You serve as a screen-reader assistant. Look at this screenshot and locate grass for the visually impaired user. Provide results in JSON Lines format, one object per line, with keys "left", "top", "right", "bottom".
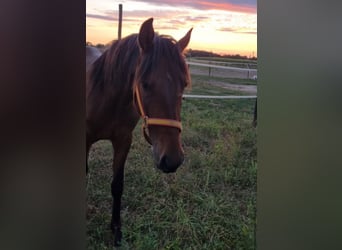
{"left": 184, "top": 76, "right": 242, "bottom": 96}
{"left": 87, "top": 75, "right": 257, "bottom": 249}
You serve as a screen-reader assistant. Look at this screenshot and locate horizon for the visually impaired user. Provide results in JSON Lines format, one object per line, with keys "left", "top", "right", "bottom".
{"left": 86, "top": 0, "right": 257, "bottom": 57}
{"left": 85, "top": 41, "right": 257, "bottom": 58}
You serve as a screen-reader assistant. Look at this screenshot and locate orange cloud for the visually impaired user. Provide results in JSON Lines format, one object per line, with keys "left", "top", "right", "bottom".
{"left": 197, "top": 1, "right": 256, "bottom": 13}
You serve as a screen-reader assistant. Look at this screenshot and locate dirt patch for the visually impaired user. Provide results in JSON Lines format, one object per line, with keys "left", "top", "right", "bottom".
{"left": 208, "top": 80, "right": 257, "bottom": 94}
{"left": 189, "top": 66, "right": 257, "bottom": 94}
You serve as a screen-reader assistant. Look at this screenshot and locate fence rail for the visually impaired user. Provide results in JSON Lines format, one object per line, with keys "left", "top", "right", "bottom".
{"left": 183, "top": 94, "right": 256, "bottom": 99}
{"left": 187, "top": 61, "right": 257, "bottom": 72}
{"left": 187, "top": 60, "right": 257, "bottom": 80}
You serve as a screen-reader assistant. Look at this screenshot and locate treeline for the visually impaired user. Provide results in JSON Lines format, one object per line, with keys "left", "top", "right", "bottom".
{"left": 185, "top": 49, "right": 257, "bottom": 60}
{"left": 86, "top": 42, "right": 107, "bottom": 49}
{"left": 185, "top": 49, "right": 221, "bottom": 58}
{"left": 86, "top": 42, "right": 257, "bottom": 60}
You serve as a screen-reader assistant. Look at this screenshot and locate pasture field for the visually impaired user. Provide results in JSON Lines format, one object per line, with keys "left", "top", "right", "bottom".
{"left": 188, "top": 64, "right": 257, "bottom": 81}
{"left": 189, "top": 57, "right": 257, "bottom": 70}
{"left": 190, "top": 73, "right": 257, "bottom": 87}
{"left": 86, "top": 76, "right": 257, "bottom": 249}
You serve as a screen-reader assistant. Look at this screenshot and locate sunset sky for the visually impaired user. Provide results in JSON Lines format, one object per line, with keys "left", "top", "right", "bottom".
{"left": 86, "top": 0, "right": 257, "bottom": 57}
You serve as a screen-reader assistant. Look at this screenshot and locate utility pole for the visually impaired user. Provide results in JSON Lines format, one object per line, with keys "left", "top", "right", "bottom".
{"left": 118, "top": 4, "right": 123, "bottom": 40}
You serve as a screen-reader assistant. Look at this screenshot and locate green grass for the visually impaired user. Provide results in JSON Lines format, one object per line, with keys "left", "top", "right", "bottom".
{"left": 185, "top": 76, "right": 242, "bottom": 96}
{"left": 87, "top": 76, "right": 257, "bottom": 249}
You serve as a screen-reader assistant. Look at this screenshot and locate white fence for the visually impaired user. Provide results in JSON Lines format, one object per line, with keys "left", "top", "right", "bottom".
{"left": 183, "top": 94, "right": 256, "bottom": 99}
{"left": 187, "top": 60, "right": 257, "bottom": 80}
{"left": 185, "top": 59, "right": 257, "bottom": 99}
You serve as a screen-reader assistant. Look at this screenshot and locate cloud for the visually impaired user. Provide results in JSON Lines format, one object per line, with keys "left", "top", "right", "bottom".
{"left": 219, "top": 27, "right": 257, "bottom": 34}
{"left": 86, "top": 8, "right": 210, "bottom": 30}
{"left": 132, "top": 0, "right": 256, "bottom": 13}
{"left": 87, "top": 9, "right": 185, "bottom": 21}
{"left": 177, "top": 15, "right": 210, "bottom": 22}
{"left": 86, "top": 12, "right": 147, "bottom": 23}
{"left": 86, "top": 13, "right": 115, "bottom": 21}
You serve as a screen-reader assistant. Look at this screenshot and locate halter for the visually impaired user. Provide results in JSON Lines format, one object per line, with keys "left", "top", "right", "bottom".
{"left": 134, "top": 84, "right": 183, "bottom": 145}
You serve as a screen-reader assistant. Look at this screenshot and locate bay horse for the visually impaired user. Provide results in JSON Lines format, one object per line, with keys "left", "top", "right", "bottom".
{"left": 86, "top": 18, "right": 192, "bottom": 246}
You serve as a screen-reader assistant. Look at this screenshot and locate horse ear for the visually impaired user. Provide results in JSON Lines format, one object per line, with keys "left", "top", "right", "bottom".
{"left": 178, "top": 28, "right": 193, "bottom": 52}
{"left": 138, "top": 18, "right": 154, "bottom": 52}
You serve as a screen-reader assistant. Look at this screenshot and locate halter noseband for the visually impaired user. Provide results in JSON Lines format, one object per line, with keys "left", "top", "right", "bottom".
{"left": 134, "top": 84, "right": 182, "bottom": 145}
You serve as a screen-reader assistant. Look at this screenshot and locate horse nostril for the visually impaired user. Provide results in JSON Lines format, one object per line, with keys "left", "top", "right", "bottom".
{"left": 159, "top": 155, "right": 183, "bottom": 173}
{"left": 159, "top": 155, "right": 170, "bottom": 172}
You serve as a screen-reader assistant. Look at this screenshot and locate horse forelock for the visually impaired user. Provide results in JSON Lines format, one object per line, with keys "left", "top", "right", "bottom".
{"left": 135, "top": 35, "right": 191, "bottom": 90}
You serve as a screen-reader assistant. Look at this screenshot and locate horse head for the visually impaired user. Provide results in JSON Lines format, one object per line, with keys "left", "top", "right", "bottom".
{"left": 134, "top": 18, "right": 192, "bottom": 173}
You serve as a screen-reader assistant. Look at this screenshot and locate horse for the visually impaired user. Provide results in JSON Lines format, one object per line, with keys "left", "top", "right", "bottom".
{"left": 86, "top": 18, "right": 192, "bottom": 246}
{"left": 86, "top": 46, "right": 102, "bottom": 71}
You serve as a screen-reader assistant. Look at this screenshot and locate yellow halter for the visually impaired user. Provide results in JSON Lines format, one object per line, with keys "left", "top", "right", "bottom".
{"left": 134, "top": 85, "right": 183, "bottom": 145}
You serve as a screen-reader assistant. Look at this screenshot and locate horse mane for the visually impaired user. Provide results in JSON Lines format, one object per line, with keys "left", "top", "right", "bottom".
{"left": 89, "top": 33, "right": 191, "bottom": 93}
{"left": 89, "top": 34, "right": 140, "bottom": 91}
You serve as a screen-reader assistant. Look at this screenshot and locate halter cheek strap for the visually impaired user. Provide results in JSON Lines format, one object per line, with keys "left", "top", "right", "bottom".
{"left": 134, "top": 84, "right": 182, "bottom": 145}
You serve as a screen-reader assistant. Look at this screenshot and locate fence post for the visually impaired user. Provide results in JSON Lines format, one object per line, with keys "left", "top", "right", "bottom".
{"left": 118, "top": 4, "right": 123, "bottom": 40}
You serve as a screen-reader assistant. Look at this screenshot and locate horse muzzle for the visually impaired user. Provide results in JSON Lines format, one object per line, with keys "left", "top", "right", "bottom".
{"left": 156, "top": 152, "right": 184, "bottom": 173}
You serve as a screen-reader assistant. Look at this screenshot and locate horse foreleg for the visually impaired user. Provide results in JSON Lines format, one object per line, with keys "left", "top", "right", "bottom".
{"left": 110, "top": 134, "right": 132, "bottom": 246}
